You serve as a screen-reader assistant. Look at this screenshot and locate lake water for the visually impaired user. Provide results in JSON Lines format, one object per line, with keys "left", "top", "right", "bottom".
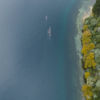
{"left": 0, "top": 0, "right": 81, "bottom": 100}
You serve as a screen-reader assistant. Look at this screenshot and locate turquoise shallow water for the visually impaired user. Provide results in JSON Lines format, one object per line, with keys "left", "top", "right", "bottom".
{"left": 0, "top": 0, "right": 81, "bottom": 100}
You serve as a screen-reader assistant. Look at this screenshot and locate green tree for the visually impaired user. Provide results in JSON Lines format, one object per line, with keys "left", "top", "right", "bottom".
{"left": 93, "top": 0, "right": 100, "bottom": 16}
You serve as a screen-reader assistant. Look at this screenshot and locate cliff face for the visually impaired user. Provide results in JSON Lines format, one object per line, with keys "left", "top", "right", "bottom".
{"left": 81, "top": 0, "right": 100, "bottom": 100}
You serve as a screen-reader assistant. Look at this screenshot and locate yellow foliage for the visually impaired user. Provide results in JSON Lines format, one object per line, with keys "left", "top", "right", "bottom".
{"left": 85, "top": 72, "right": 90, "bottom": 79}
{"left": 81, "top": 30, "right": 95, "bottom": 56}
{"left": 82, "top": 37, "right": 91, "bottom": 44}
{"left": 82, "top": 84, "right": 91, "bottom": 92}
{"left": 81, "top": 18, "right": 96, "bottom": 100}
{"left": 82, "top": 30, "right": 91, "bottom": 44}
{"left": 91, "top": 12, "right": 94, "bottom": 17}
{"left": 82, "top": 84, "right": 93, "bottom": 99}
{"left": 84, "top": 52, "right": 96, "bottom": 69}
{"left": 82, "top": 30, "right": 91, "bottom": 37}
{"left": 83, "top": 25, "right": 88, "bottom": 31}
{"left": 82, "top": 43, "right": 95, "bottom": 56}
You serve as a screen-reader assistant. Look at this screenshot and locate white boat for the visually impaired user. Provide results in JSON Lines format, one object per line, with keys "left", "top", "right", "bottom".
{"left": 45, "top": 16, "right": 48, "bottom": 21}
{"left": 48, "top": 26, "right": 52, "bottom": 39}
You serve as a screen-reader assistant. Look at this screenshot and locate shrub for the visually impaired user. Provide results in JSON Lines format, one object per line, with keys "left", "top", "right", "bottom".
{"left": 90, "top": 18, "right": 97, "bottom": 27}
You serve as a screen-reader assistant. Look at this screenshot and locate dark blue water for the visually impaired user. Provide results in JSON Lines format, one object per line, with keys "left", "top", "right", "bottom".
{"left": 0, "top": 0, "right": 81, "bottom": 100}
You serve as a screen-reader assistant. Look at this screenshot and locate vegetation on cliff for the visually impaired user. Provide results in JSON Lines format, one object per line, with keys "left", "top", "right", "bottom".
{"left": 81, "top": 0, "right": 100, "bottom": 100}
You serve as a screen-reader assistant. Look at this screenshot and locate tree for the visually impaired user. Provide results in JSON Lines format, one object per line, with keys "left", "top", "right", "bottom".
{"left": 82, "top": 84, "right": 93, "bottom": 100}
{"left": 82, "top": 43, "right": 95, "bottom": 56}
{"left": 81, "top": 30, "right": 95, "bottom": 56}
{"left": 83, "top": 25, "right": 88, "bottom": 31}
{"left": 84, "top": 52, "right": 96, "bottom": 69}
{"left": 92, "top": 0, "right": 100, "bottom": 16}
{"left": 82, "top": 30, "right": 91, "bottom": 44}
{"left": 85, "top": 72, "right": 90, "bottom": 79}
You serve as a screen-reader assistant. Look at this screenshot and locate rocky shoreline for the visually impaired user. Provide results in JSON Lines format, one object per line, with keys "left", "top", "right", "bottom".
{"left": 75, "top": 0, "right": 96, "bottom": 100}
